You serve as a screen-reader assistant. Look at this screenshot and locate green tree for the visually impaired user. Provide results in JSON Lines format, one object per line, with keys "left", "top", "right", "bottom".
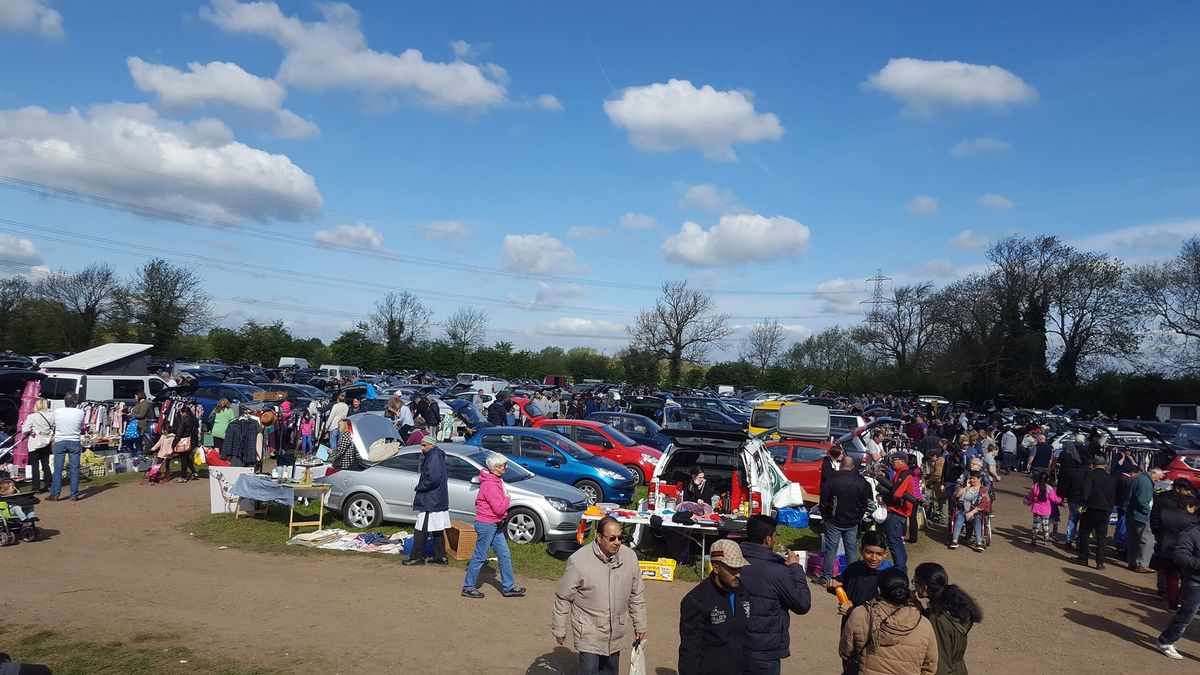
{"left": 704, "top": 360, "right": 759, "bottom": 389}
{"left": 116, "top": 258, "right": 216, "bottom": 353}
{"left": 239, "top": 320, "right": 295, "bottom": 365}
{"left": 618, "top": 347, "right": 661, "bottom": 387}
{"left": 329, "top": 324, "right": 380, "bottom": 369}
{"left": 36, "top": 263, "right": 119, "bottom": 350}
{"left": 208, "top": 327, "right": 245, "bottom": 363}
{"left": 566, "top": 347, "right": 612, "bottom": 381}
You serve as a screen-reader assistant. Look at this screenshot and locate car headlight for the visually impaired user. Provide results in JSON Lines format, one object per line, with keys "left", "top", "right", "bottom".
{"left": 642, "top": 454, "right": 659, "bottom": 465}
{"left": 598, "top": 469, "right": 624, "bottom": 481}
{"left": 545, "top": 496, "right": 574, "bottom": 512}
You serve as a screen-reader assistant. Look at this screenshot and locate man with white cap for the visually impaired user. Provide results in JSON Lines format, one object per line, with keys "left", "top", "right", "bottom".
{"left": 679, "top": 539, "right": 755, "bottom": 675}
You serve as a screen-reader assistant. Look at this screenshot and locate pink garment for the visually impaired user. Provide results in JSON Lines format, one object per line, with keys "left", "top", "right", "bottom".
{"left": 405, "top": 429, "right": 427, "bottom": 446}
{"left": 281, "top": 400, "right": 293, "bottom": 420}
{"left": 300, "top": 418, "right": 315, "bottom": 435}
{"left": 474, "top": 469, "right": 510, "bottom": 524}
{"left": 1025, "top": 484, "right": 1062, "bottom": 517}
{"left": 11, "top": 379, "right": 40, "bottom": 468}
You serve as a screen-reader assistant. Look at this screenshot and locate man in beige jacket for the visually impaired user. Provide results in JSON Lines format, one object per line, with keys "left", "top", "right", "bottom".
{"left": 552, "top": 517, "right": 647, "bottom": 675}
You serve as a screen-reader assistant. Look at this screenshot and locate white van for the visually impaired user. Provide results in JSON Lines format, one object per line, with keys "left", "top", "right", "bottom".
{"left": 1158, "top": 403, "right": 1200, "bottom": 422}
{"left": 41, "top": 373, "right": 168, "bottom": 405}
{"left": 278, "top": 357, "right": 310, "bottom": 370}
{"left": 320, "top": 365, "right": 361, "bottom": 380}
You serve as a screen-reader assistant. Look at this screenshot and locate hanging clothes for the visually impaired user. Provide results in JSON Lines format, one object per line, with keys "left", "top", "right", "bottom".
{"left": 11, "top": 379, "right": 40, "bottom": 470}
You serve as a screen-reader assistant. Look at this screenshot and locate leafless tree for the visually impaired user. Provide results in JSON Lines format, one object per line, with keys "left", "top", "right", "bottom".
{"left": 627, "top": 281, "right": 733, "bottom": 386}
{"left": 444, "top": 306, "right": 489, "bottom": 357}
{"left": 851, "top": 281, "right": 942, "bottom": 376}
{"left": 37, "top": 263, "right": 119, "bottom": 349}
{"left": 1130, "top": 236, "right": 1200, "bottom": 373}
{"left": 741, "top": 319, "right": 787, "bottom": 376}
{"left": 369, "top": 291, "right": 432, "bottom": 352}
{"left": 1047, "top": 251, "right": 1140, "bottom": 384}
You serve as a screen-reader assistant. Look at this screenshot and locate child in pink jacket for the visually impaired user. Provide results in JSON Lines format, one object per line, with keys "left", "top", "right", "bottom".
{"left": 1024, "top": 471, "right": 1063, "bottom": 546}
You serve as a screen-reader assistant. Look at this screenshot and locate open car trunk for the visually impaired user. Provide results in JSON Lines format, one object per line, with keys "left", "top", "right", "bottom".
{"left": 656, "top": 429, "right": 796, "bottom": 515}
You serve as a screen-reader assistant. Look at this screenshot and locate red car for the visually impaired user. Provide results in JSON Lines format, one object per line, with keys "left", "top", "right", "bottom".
{"left": 764, "top": 439, "right": 832, "bottom": 502}
{"left": 534, "top": 418, "right": 662, "bottom": 484}
{"left": 1164, "top": 450, "right": 1200, "bottom": 484}
{"left": 509, "top": 396, "right": 549, "bottom": 425}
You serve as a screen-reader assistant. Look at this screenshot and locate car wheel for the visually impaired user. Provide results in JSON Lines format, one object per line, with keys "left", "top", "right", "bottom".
{"left": 343, "top": 493, "right": 382, "bottom": 529}
{"left": 574, "top": 479, "right": 603, "bottom": 504}
{"left": 504, "top": 507, "right": 543, "bottom": 544}
{"left": 623, "top": 464, "right": 645, "bottom": 485}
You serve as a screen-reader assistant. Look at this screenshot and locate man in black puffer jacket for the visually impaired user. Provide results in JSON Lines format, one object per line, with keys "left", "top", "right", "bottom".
{"left": 1156, "top": 511, "right": 1200, "bottom": 660}
{"left": 737, "top": 515, "right": 811, "bottom": 674}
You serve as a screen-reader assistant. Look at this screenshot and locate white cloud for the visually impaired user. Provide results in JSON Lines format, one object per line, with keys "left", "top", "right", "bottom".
{"left": 864, "top": 58, "right": 1038, "bottom": 117}
{"left": 507, "top": 281, "right": 585, "bottom": 311}
{"left": 0, "top": 102, "right": 322, "bottom": 223}
{"left": 541, "top": 317, "right": 624, "bottom": 336}
{"left": 604, "top": 79, "right": 784, "bottom": 161}
{"left": 660, "top": 213, "right": 810, "bottom": 268}
{"left": 734, "top": 322, "right": 812, "bottom": 340}
{"left": 978, "top": 193, "right": 1014, "bottom": 210}
{"left": 914, "top": 258, "right": 958, "bottom": 279}
{"left": 534, "top": 94, "right": 563, "bottom": 112}
{"left": 1072, "top": 219, "right": 1200, "bottom": 256}
{"left": 202, "top": 0, "right": 517, "bottom": 111}
{"left": 565, "top": 225, "right": 609, "bottom": 241}
{"left": 676, "top": 182, "right": 740, "bottom": 212}
{"left": 0, "top": 235, "right": 44, "bottom": 268}
{"left": 950, "top": 136, "right": 1012, "bottom": 158}
{"left": 619, "top": 212, "right": 657, "bottom": 230}
{"left": 905, "top": 195, "right": 939, "bottom": 215}
{"left": 949, "top": 229, "right": 989, "bottom": 251}
{"left": 314, "top": 222, "right": 383, "bottom": 251}
{"left": 127, "top": 56, "right": 317, "bottom": 139}
{"left": 423, "top": 219, "right": 470, "bottom": 240}
{"left": 813, "top": 278, "right": 863, "bottom": 315}
{"left": 0, "top": 0, "right": 63, "bottom": 39}
{"left": 499, "top": 233, "right": 587, "bottom": 274}
{"left": 449, "top": 40, "right": 488, "bottom": 60}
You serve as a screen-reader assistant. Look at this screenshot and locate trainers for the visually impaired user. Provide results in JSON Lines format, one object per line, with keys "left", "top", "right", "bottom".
{"left": 972, "top": 544, "right": 985, "bottom": 553}
{"left": 1158, "top": 641, "right": 1183, "bottom": 660}
{"left": 948, "top": 541, "right": 959, "bottom": 550}
{"left": 501, "top": 586, "right": 526, "bottom": 598}
{"left": 461, "top": 587, "right": 485, "bottom": 599}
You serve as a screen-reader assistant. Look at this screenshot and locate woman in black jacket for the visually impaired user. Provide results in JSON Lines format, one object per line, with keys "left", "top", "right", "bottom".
{"left": 171, "top": 407, "right": 200, "bottom": 483}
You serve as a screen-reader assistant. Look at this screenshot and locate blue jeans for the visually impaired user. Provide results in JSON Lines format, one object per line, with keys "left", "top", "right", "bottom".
{"left": 578, "top": 651, "right": 619, "bottom": 675}
{"left": 329, "top": 429, "right": 340, "bottom": 451}
{"left": 1066, "top": 502, "right": 1081, "bottom": 541}
{"left": 752, "top": 657, "right": 782, "bottom": 674}
{"left": 883, "top": 512, "right": 907, "bottom": 571}
{"left": 820, "top": 522, "right": 859, "bottom": 582}
{"left": 463, "top": 521, "right": 517, "bottom": 591}
{"left": 952, "top": 511, "right": 984, "bottom": 544}
{"left": 1159, "top": 581, "right": 1200, "bottom": 645}
{"left": 51, "top": 440, "right": 83, "bottom": 499}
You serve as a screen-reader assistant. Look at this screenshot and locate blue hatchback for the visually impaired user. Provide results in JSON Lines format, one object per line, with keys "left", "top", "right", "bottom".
{"left": 464, "top": 427, "right": 637, "bottom": 505}
{"left": 586, "top": 411, "right": 672, "bottom": 452}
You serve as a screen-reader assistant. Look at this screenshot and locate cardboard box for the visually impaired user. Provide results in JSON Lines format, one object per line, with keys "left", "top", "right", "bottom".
{"left": 638, "top": 557, "right": 677, "bottom": 582}
{"left": 444, "top": 520, "right": 478, "bottom": 561}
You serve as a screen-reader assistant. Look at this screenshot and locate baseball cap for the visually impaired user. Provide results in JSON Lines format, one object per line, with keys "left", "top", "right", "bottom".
{"left": 709, "top": 539, "right": 750, "bottom": 568}
{"left": 886, "top": 452, "right": 908, "bottom": 464}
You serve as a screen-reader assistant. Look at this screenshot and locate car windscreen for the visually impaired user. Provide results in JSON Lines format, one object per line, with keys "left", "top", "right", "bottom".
{"left": 457, "top": 403, "right": 486, "bottom": 424}
{"left": 467, "top": 451, "right": 534, "bottom": 482}
{"left": 751, "top": 409, "right": 778, "bottom": 429}
{"left": 599, "top": 425, "right": 637, "bottom": 446}
{"left": 525, "top": 401, "right": 546, "bottom": 418}
{"left": 1179, "top": 426, "right": 1200, "bottom": 441}
{"left": 549, "top": 436, "right": 595, "bottom": 460}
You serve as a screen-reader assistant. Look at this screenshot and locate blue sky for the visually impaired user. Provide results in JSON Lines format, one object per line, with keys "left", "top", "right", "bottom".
{"left": 1, "top": 1, "right": 1198, "bottom": 356}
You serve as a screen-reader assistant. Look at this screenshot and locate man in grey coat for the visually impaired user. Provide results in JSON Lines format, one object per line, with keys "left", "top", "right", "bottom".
{"left": 552, "top": 517, "right": 648, "bottom": 675}
{"left": 1125, "top": 466, "right": 1164, "bottom": 572}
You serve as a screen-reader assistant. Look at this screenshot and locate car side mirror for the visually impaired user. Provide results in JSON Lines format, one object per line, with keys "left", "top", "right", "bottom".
{"left": 470, "top": 476, "right": 481, "bottom": 485}
{"left": 546, "top": 456, "right": 562, "bottom": 467}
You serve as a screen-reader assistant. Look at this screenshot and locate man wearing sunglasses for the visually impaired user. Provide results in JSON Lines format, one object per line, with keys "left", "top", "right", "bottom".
{"left": 552, "top": 517, "right": 647, "bottom": 675}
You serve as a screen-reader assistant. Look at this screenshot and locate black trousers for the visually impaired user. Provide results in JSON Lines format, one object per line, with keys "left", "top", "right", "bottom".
{"left": 1077, "top": 511, "right": 1110, "bottom": 564}
{"left": 411, "top": 514, "right": 446, "bottom": 560}
{"left": 28, "top": 447, "right": 52, "bottom": 491}
{"left": 908, "top": 507, "right": 920, "bottom": 543}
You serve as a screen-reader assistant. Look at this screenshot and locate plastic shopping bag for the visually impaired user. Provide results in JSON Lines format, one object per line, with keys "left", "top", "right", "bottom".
{"left": 629, "top": 638, "right": 646, "bottom": 675}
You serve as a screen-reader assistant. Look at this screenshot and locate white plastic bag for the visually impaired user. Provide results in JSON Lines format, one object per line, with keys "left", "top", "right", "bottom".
{"left": 629, "top": 638, "right": 647, "bottom": 675}
{"left": 771, "top": 482, "right": 806, "bottom": 509}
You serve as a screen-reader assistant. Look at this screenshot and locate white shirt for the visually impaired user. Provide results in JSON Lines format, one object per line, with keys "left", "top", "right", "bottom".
{"left": 1001, "top": 431, "right": 1017, "bottom": 454}
{"left": 397, "top": 405, "right": 415, "bottom": 427}
{"left": 50, "top": 406, "right": 86, "bottom": 442}
{"left": 865, "top": 437, "right": 884, "bottom": 460}
{"left": 1021, "top": 433, "right": 1037, "bottom": 449}
{"left": 327, "top": 402, "right": 350, "bottom": 429}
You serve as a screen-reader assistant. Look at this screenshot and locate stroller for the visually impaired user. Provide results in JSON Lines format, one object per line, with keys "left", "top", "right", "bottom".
{"left": 0, "top": 492, "right": 40, "bottom": 545}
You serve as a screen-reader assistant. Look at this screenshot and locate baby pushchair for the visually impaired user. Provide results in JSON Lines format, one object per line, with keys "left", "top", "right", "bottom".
{"left": 0, "top": 493, "right": 40, "bottom": 545}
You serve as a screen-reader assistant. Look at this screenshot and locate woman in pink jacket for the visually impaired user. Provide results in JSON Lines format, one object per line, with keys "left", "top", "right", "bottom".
{"left": 461, "top": 452, "right": 526, "bottom": 599}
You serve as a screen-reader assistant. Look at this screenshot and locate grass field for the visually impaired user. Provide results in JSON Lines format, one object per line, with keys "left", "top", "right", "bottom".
{"left": 186, "top": 485, "right": 821, "bottom": 584}
{"left": 0, "top": 627, "right": 282, "bottom": 675}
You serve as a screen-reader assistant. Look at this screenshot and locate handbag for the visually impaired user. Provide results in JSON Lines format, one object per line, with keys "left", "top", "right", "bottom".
{"left": 175, "top": 437, "right": 193, "bottom": 454}
{"left": 123, "top": 419, "right": 140, "bottom": 439}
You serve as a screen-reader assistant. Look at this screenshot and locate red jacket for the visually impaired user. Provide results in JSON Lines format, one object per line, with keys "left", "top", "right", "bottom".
{"left": 886, "top": 472, "right": 915, "bottom": 518}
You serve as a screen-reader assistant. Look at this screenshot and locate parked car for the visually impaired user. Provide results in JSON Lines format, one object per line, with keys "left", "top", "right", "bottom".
{"left": 586, "top": 411, "right": 672, "bottom": 452}
{"left": 509, "top": 396, "right": 549, "bottom": 425}
{"left": 678, "top": 406, "right": 745, "bottom": 434}
{"left": 764, "top": 439, "right": 828, "bottom": 501}
{"left": 463, "top": 427, "right": 637, "bottom": 505}
{"left": 532, "top": 418, "right": 662, "bottom": 484}
{"left": 748, "top": 401, "right": 797, "bottom": 436}
{"left": 651, "top": 427, "right": 798, "bottom": 517}
{"left": 319, "top": 415, "right": 587, "bottom": 543}
{"left": 1171, "top": 423, "right": 1200, "bottom": 450}
{"left": 257, "top": 383, "right": 329, "bottom": 411}
{"left": 673, "top": 396, "right": 750, "bottom": 425}
{"left": 155, "top": 383, "right": 266, "bottom": 418}
{"left": 1164, "top": 448, "right": 1200, "bottom": 485}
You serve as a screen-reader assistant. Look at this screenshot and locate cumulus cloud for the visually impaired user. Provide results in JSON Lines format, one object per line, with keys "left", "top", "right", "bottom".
{"left": 864, "top": 58, "right": 1038, "bottom": 117}
{"left": 541, "top": 317, "right": 624, "bottom": 336}
{"left": 0, "top": 0, "right": 63, "bottom": 39}
{"left": 1072, "top": 219, "right": 1200, "bottom": 255}
{"left": 619, "top": 212, "right": 657, "bottom": 230}
{"left": 314, "top": 222, "right": 383, "bottom": 251}
{"left": 507, "top": 281, "right": 585, "bottom": 310}
{"left": 565, "top": 225, "right": 609, "bottom": 241}
{"left": 905, "top": 195, "right": 939, "bottom": 215}
{"left": 533, "top": 94, "right": 563, "bottom": 111}
{"left": 949, "top": 229, "right": 989, "bottom": 251}
{"left": 0, "top": 102, "right": 322, "bottom": 223}
{"left": 202, "top": 0, "right": 521, "bottom": 111}
{"left": 914, "top": 258, "right": 958, "bottom": 279}
{"left": 500, "top": 233, "right": 587, "bottom": 274}
{"left": 978, "top": 193, "right": 1014, "bottom": 210}
{"left": 127, "top": 56, "right": 317, "bottom": 139}
{"left": 950, "top": 136, "right": 1012, "bottom": 158}
{"left": 813, "top": 278, "right": 863, "bottom": 315}
{"left": 422, "top": 219, "right": 470, "bottom": 242}
{"left": 676, "top": 182, "right": 741, "bottom": 212}
{"left": 604, "top": 79, "right": 784, "bottom": 161}
{"left": 0, "top": 235, "right": 44, "bottom": 269}
{"left": 660, "top": 213, "right": 810, "bottom": 268}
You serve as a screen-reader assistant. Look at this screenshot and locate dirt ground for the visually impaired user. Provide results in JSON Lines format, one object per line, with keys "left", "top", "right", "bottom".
{"left": 2, "top": 474, "right": 1198, "bottom": 674}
